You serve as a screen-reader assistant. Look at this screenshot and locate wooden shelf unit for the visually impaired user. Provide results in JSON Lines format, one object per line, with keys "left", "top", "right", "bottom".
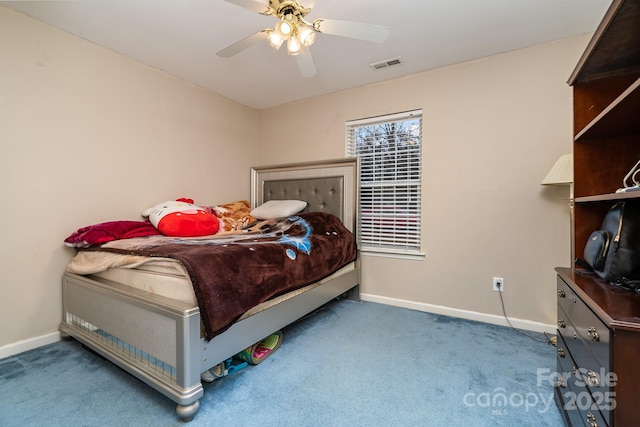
{"left": 570, "top": 0, "right": 640, "bottom": 260}
{"left": 555, "top": 1, "right": 640, "bottom": 426}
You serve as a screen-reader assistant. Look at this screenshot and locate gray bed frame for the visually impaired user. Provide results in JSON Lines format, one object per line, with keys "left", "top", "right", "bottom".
{"left": 59, "top": 158, "right": 360, "bottom": 421}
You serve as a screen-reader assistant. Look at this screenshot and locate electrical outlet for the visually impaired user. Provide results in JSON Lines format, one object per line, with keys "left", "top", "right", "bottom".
{"left": 493, "top": 277, "right": 504, "bottom": 292}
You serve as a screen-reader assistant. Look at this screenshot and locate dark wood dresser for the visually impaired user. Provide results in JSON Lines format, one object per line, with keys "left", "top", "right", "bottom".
{"left": 555, "top": 268, "right": 640, "bottom": 426}
{"left": 556, "top": 1, "right": 640, "bottom": 425}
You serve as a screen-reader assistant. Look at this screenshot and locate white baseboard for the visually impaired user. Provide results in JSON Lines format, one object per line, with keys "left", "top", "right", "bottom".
{"left": 0, "top": 331, "right": 62, "bottom": 360}
{"left": 360, "top": 293, "right": 556, "bottom": 335}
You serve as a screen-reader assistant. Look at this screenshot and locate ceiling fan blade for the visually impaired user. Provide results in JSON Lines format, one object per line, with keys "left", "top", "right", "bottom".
{"left": 312, "top": 18, "right": 390, "bottom": 43}
{"left": 296, "top": 49, "right": 317, "bottom": 78}
{"left": 224, "top": 0, "right": 273, "bottom": 15}
{"left": 216, "top": 30, "right": 269, "bottom": 58}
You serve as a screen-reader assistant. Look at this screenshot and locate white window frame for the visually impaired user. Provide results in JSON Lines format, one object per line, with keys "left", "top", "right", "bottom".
{"left": 346, "top": 109, "right": 424, "bottom": 259}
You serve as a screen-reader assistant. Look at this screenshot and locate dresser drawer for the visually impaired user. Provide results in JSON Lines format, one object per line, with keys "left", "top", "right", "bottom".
{"left": 557, "top": 277, "right": 610, "bottom": 369}
{"left": 557, "top": 276, "right": 614, "bottom": 426}
{"left": 557, "top": 276, "right": 579, "bottom": 316}
{"left": 556, "top": 334, "right": 589, "bottom": 427}
{"left": 556, "top": 333, "right": 613, "bottom": 427}
{"left": 557, "top": 304, "right": 610, "bottom": 393}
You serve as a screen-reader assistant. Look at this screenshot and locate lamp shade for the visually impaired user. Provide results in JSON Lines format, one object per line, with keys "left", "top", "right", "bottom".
{"left": 267, "top": 30, "right": 284, "bottom": 50}
{"left": 287, "top": 35, "right": 302, "bottom": 55}
{"left": 276, "top": 19, "right": 292, "bottom": 37}
{"left": 542, "top": 154, "right": 573, "bottom": 185}
{"left": 297, "top": 23, "right": 316, "bottom": 46}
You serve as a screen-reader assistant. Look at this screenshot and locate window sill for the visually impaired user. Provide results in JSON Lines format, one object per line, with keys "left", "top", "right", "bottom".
{"left": 360, "top": 249, "right": 426, "bottom": 261}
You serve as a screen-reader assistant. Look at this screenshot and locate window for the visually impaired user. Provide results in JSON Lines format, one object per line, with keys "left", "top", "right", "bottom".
{"left": 346, "top": 110, "right": 422, "bottom": 258}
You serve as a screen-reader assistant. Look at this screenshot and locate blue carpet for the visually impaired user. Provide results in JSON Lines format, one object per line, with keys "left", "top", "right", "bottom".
{"left": 0, "top": 300, "right": 564, "bottom": 426}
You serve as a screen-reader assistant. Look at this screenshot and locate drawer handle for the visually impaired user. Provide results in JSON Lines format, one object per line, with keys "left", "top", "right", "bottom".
{"left": 558, "top": 288, "right": 566, "bottom": 298}
{"left": 587, "top": 327, "right": 600, "bottom": 342}
{"left": 557, "top": 347, "right": 565, "bottom": 358}
{"left": 587, "top": 370, "right": 600, "bottom": 386}
{"left": 573, "top": 296, "right": 577, "bottom": 303}
{"left": 573, "top": 331, "right": 578, "bottom": 340}
{"left": 558, "top": 319, "right": 566, "bottom": 328}
{"left": 586, "top": 412, "right": 598, "bottom": 427}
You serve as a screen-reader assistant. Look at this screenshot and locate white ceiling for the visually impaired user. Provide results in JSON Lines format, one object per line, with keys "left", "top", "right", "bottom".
{"left": 3, "top": 0, "right": 611, "bottom": 109}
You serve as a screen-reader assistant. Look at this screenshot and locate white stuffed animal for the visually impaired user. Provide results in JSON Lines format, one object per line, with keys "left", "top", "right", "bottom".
{"left": 142, "top": 198, "right": 219, "bottom": 237}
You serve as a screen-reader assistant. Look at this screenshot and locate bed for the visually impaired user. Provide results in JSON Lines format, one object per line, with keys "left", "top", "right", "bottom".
{"left": 59, "top": 158, "right": 360, "bottom": 421}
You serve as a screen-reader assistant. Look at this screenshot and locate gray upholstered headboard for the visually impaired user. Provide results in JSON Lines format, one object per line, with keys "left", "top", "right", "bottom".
{"left": 251, "top": 159, "right": 357, "bottom": 233}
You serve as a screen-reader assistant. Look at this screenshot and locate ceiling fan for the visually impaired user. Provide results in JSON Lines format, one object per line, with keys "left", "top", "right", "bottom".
{"left": 217, "top": 0, "right": 390, "bottom": 77}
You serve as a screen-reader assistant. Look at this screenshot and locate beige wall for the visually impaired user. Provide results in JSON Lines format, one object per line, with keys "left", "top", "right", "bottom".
{"left": 1, "top": 4, "right": 590, "bottom": 352}
{"left": 0, "top": 7, "right": 258, "bottom": 350}
{"left": 257, "top": 35, "right": 590, "bottom": 330}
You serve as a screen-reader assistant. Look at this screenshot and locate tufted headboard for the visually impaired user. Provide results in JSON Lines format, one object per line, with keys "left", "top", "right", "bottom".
{"left": 250, "top": 158, "right": 357, "bottom": 234}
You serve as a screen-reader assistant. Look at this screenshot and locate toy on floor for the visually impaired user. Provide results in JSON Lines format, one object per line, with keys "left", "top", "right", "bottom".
{"left": 200, "top": 331, "right": 283, "bottom": 382}
{"left": 235, "top": 331, "right": 283, "bottom": 365}
{"left": 200, "top": 358, "right": 248, "bottom": 383}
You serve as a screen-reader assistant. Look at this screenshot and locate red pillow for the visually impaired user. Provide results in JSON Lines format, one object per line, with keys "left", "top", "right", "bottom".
{"left": 64, "top": 221, "right": 161, "bottom": 248}
{"left": 142, "top": 200, "right": 220, "bottom": 237}
{"left": 155, "top": 210, "right": 219, "bottom": 237}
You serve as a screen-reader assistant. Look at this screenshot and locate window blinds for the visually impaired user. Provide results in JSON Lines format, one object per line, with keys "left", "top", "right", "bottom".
{"left": 346, "top": 110, "right": 422, "bottom": 255}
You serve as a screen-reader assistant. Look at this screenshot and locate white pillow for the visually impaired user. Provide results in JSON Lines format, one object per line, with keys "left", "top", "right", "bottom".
{"left": 250, "top": 200, "right": 307, "bottom": 219}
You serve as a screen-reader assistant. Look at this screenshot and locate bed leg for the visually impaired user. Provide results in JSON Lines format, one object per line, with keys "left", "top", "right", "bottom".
{"left": 345, "top": 284, "right": 360, "bottom": 301}
{"left": 176, "top": 400, "right": 200, "bottom": 422}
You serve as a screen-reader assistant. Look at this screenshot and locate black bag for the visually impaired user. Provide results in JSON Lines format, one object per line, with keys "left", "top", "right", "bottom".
{"left": 583, "top": 201, "right": 640, "bottom": 292}
{"left": 584, "top": 230, "right": 611, "bottom": 272}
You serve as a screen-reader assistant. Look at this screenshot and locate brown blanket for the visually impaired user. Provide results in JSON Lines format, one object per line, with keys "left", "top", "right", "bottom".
{"left": 82, "top": 212, "right": 357, "bottom": 340}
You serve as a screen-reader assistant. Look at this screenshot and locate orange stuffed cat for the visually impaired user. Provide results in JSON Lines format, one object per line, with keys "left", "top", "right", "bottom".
{"left": 210, "top": 200, "right": 256, "bottom": 232}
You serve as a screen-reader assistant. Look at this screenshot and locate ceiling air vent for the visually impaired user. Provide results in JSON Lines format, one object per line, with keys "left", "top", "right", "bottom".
{"left": 370, "top": 57, "right": 403, "bottom": 70}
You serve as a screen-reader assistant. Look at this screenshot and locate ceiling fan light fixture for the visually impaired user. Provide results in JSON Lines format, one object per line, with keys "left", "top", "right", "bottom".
{"left": 267, "top": 30, "right": 284, "bottom": 50}
{"left": 287, "top": 35, "right": 302, "bottom": 55}
{"left": 296, "top": 23, "right": 316, "bottom": 47}
{"left": 275, "top": 19, "right": 293, "bottom": 37}
{"left": 221, "top": 0, "right": 391, "bottom": 77}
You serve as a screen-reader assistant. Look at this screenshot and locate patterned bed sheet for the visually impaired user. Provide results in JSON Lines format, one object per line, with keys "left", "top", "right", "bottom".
{"left": 67, "top": 212, "right": 358, "bottom": 340}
